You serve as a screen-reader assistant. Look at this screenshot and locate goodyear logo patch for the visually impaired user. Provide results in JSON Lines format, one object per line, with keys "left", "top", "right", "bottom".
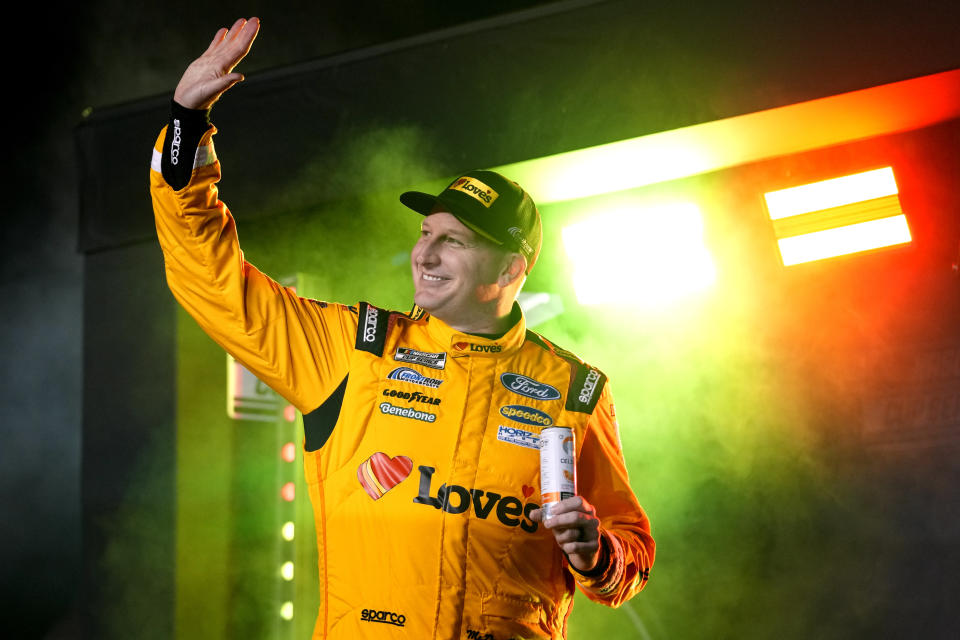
{"left": 448, "top": 177, "right": 499, "bottom": 208}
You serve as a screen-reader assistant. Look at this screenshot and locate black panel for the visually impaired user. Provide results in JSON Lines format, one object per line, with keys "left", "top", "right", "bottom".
{"left": 304, "top": 375, "right": 349, "bottom": 452}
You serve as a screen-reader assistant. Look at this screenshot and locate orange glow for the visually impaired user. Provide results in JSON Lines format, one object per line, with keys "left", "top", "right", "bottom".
{"left": 777, "top": 215, "right": 912, "bottom": 266}
{"left": 493, "top": 69, "right": 960, "bottom": 203}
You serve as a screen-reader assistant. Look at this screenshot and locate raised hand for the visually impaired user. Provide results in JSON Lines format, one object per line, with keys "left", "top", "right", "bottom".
{"left": 173, "top": 17, "right": 260, "bottom": 110}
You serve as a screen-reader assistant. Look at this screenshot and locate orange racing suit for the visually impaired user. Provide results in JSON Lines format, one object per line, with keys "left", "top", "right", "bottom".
{"left": 150, "top": 124, "right": 654, "bottom": 640}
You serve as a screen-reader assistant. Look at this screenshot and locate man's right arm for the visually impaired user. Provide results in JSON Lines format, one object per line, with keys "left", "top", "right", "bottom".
{"left": 150, "top": 19, "right": 355, "bottom": 414}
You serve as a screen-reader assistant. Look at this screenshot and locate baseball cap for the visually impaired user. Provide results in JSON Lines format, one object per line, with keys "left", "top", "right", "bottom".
{"left": 400, "top": 170, "right": 542, "bottom": 273}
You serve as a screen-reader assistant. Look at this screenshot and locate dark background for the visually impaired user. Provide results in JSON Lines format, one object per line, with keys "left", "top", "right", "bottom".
{"left": 3, "top": 1, "right": 959, "bottom": 638}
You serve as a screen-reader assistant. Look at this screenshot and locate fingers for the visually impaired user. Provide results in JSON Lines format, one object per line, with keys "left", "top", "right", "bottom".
{"left": 174, "top": 18, "right": 260, "bottom": 110}
{"left": 536, "top": 497, "right": 600, "bottom": 541}
{"left": 205, "top": 27, "right": 229, "bottom": 54}
{"left": 224, "top": 17, "right": 259, "bottom": 61}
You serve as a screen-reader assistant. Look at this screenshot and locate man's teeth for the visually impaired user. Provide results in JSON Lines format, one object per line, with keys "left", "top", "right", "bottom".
{"left": 423, "top": 274, "right": 444, "bottom": 281}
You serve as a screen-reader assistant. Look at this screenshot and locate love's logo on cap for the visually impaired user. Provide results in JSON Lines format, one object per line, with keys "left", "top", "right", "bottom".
{"left": 357, "top": 452, "right": 413, "bottom": 500}
{"left": 449, "top": 177, "right": 499, "bottom": 208}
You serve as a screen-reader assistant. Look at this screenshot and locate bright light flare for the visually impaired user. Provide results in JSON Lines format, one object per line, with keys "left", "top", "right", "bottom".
{"left": 280, "top": 601, "right": 294, "bottom": 620}
{"left": 764, "top": 167, "right": 898, "bottom": 219}
{"left": 280, "top": 561, "right": 294, "bottom": 581}
{"left": 778, "top": 215, "right": 911, "bottom": 266}
{"left": 281, "top": 521, "right": 295, "bottom": 541}
{"left": 562, "top": 202, "right": 716, "bottom": 307}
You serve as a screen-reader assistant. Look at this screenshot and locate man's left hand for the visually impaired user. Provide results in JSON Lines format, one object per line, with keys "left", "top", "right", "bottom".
{"left": 529, "top": 496, "right": 601, "bottom": 573}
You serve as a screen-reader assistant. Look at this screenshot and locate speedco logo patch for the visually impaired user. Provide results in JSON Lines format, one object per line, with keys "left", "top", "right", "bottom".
{"left": 500, "top": 405, "right": 553, "bottom": 427}
{"left": 379, "top": 402, "right": 436, "bottom": 423}
{"left": 386, "top": 366, "right": 443, "bottom": 388}
{"left": 394, "top": 347, "right": 446, "bottom": 370}
{"left": 361, "top": 608, "right": 406, "bottom": 627}
{"left": 362, "top": 305, "right": 379, "bottom": 343}
{"left": 500, "top": 372, "right": 561, "bottom": 401}
{"left": 497, "top": 425, "right": 540, "bottom": 450}
{"left": 579, "top": 368, "right": 601, "bottom": 404}
{"left": 448, "top": 176, "right": 499, "bottom": 208}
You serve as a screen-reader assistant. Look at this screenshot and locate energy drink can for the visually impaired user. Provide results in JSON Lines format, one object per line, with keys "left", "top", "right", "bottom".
{"left": 539, "top": 427, "right": 576, "bottom": 519}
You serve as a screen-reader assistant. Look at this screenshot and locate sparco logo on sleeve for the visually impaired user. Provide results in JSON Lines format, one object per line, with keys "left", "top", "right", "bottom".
{"left": 361, "top": 608, "right": 406, "bottom": 627}
{"left": 499, "top": 405, "right": 554, "bottom": 427}
{"left": 500, "top": 373, "right": 561, "bottom": 401}
{"left": 170, "top": 119, "right": 182, "bottom": 165}
{"left": 394, "top": 347, "right": 447, "bottom": 370}
{"left": 387, "top": 367, "right": 443, "bottom": 388}
{"left": 579, "top": 369, "right": 601, "bottom": 404}
{"left": 448, "top": 176, "right": 499, "bottom": 208}
{"left": 363, "top": 305, "right": 379, "bottom": 343}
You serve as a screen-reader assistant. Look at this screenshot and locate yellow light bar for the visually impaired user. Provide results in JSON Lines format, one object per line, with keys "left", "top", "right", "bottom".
{"left": 777, "top": 215, "right": 911, "bottom": 266}
{"left": 764, "top": 167, "right": 898, "bottom": 219}
{"left": 764, "top": 166, "right": 912, "bottom": 265}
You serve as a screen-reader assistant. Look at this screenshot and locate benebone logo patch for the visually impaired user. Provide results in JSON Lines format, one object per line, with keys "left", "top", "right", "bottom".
{"left": 449, "top": 177, "right": 499, "bottom": 208}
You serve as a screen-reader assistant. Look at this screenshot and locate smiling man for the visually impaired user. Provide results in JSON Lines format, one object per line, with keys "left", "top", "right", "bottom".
{"left": 151, "top": 17, "right": 653, "bottom": 640}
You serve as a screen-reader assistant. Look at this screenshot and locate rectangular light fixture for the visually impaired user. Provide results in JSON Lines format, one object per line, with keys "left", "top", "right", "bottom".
{"left": 764, "top": 167, "right": 911, "bottom": 266}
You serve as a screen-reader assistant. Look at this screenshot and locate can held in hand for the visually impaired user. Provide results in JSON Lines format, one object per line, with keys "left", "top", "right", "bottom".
{"left": 539, "top": 426, "right": 576, "bottom": 519}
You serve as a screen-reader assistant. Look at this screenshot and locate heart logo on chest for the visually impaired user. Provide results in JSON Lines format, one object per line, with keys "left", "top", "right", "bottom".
{"left": 357, "top": 452, "right": 414, "bottom": 500}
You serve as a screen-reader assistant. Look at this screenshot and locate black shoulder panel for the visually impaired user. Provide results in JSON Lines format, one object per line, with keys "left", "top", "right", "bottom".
{"left": 565, "top": 363, "right": 607, "bottom": 414}
{"left": 303, "top": 375, "right": 348, "bottom": 452}
{"left": 354, "top": 301, "right": 390, "bottom": 356}
{"left": 525, "top": 330, "right": 606, "bottom": 414}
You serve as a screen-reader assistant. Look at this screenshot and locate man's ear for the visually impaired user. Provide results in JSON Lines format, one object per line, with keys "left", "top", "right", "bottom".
{"left": 498, "top": 253, "right": 527, "bottom": 288}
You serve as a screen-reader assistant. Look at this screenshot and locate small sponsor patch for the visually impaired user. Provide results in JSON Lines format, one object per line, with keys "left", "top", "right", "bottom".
{"left": 382, "top": 388, "right": 441, "bottom": 405}
{"left": 499, "top": 405, "right": 554, "bottom": 427}
{"left": 579, "top": 368, "right": 601, "bottom": 404}
{"left": 448, "top": 176, "right": 499, "bottom": 208}
{"left": 361, "top": 608, "right": 406, "bottom": 627}
{"left": 500, "top": 373, "right": 561, "bottom": 401}
{"left": 508, "top": 226, "right": 533, "bottom": 256}
{"left": 497, "top": 425, "right": 540, "bottom": 450}
{"left": 394, "top": 347, "right": 446, "bottom": 370}
{"left": 380, "top": 401, "right": 437, "bottom": 422}
{"left": 454, "top": 341, "right": 502, "bottom": 353}
{"left": 386, "top": 366, "right": 443, "bottom": 388}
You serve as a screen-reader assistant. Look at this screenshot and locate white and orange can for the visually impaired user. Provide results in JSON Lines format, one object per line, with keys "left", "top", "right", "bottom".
{"left": 539, "top": 426, "right": 576, "bottom": 519}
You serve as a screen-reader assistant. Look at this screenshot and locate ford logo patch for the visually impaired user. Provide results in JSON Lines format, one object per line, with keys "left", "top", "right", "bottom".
{"left": 500, "top": 373, "right": 561, "bottom": 401}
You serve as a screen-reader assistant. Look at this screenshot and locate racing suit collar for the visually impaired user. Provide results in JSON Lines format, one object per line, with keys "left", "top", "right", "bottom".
{"left": 425, "top": 302, "right": 527, "bottom": 357}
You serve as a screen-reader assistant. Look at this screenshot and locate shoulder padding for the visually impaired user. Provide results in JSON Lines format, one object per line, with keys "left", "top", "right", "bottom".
{"left": 525, "top": 330, "right": 607, "bottom": 414}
